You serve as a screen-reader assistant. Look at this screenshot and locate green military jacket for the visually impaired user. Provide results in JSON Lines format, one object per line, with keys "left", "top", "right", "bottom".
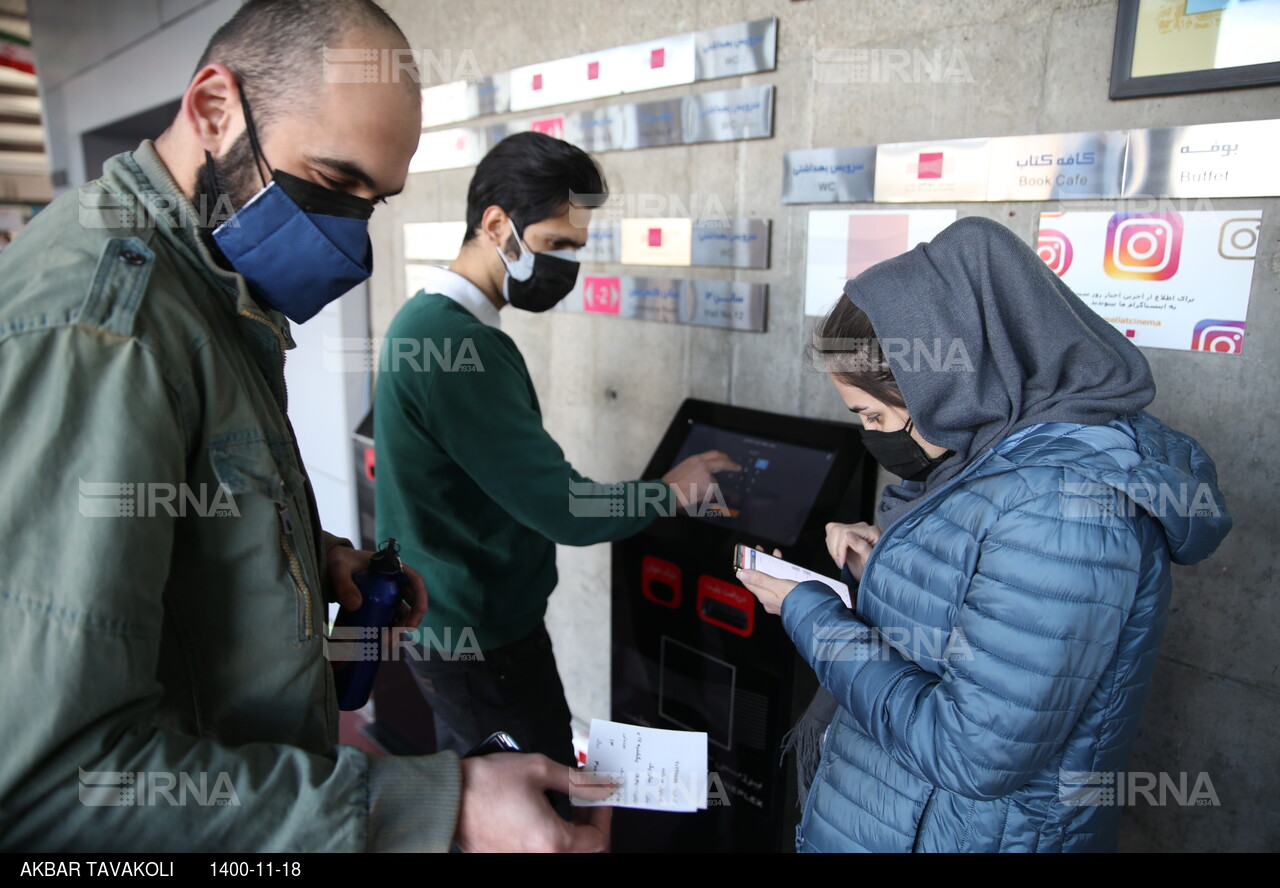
{"left": 0, "top": 141, "right": 458, "bottom": 851}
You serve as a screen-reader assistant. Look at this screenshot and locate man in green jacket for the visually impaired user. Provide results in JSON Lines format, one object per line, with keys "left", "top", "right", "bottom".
{"left": 376, "top": 132, "right": 737, "bottom": 770}
{"left": 0, "top": 0, "right": 608, "bottom": 853}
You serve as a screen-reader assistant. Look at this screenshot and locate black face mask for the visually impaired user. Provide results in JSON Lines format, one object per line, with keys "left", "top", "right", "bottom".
{"left": 259, "top": 169, "right": 372, "bottom": 220}
{"left": 859, "top": 416, "right": 953, "bottom": 482}
{"left": 496, "top": 219, "right": 581, "bottom": 312}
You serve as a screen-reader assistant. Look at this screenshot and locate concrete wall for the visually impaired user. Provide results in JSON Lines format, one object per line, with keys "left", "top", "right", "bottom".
{"left": 374, "top": 0, "right": 1280, "bottom": 852}
{"left": 28, "top": 0, "right": 239, "bottom": 189}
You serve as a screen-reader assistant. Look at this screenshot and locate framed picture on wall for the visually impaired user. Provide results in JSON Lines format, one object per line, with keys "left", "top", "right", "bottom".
{"left": 1110, "top": 0, "right": 1280, "bottom": 98}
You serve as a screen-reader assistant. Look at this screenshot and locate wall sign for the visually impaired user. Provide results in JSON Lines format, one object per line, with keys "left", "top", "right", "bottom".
{"left": 410, "top": 85, "right": 775, "bottom": 174}
{"left": 873, "top": 138, "right": 991, "bottom": 203}
{"left": 783, "top": 118, "right": 1280, "bottom": 204}
{"left": 407, "top": 218, "right": 770, "bottom": 270}
{"left": 1037, "top": 209, "right": 1263, "bottom": 353}
{"left": 986, "top": 131, "right": 1128, "bottom": 201}
{"left": 562, "top": 275, "right": 767, "bottom": 331}
{"left": 782, "top": 147, "right": 877, "bottom": 204}
{"left": 419, "top": 19, "right": 777, "bottom": 128}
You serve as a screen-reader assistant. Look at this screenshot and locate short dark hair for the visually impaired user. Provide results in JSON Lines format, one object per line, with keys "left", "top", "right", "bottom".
{"left": 463, "top": 132, "right": 607, "bottom": 243}
{"left": 808, "top": 295, "right": 906, "bottom": 408}
{"left": 193, "top": 0, "right": 415, "bottom": 133}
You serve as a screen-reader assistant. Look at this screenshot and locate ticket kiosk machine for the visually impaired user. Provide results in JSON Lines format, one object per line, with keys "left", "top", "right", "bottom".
{"left": 611, "top": 399, "right": 877, "bottom": 852}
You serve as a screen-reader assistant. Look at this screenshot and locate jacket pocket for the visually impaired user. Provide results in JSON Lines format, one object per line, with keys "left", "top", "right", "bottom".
{"left": 210, "top": 431, "right": 317, "bottom": 641}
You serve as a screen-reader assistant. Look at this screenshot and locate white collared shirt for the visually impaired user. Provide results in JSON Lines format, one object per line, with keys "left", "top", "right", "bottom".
{"left": 415, "top": 265, "right": 502, "bottom": 329}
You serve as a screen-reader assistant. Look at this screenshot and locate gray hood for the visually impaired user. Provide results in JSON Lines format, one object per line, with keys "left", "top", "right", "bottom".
{"left": 844, "top": 216, "right": 1157, "bottom": 527}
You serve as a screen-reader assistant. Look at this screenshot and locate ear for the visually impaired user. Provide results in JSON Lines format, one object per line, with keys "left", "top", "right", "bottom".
{"left": 478, "top": 205, "right": 515, "bottom": 255}
{"left": 182, "top": 63, "right": 244, "bottom": 156}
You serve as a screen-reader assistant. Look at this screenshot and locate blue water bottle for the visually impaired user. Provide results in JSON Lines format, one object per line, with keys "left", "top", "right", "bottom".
{"left": 332, "top": 538, "right": 406, "bottom": 711}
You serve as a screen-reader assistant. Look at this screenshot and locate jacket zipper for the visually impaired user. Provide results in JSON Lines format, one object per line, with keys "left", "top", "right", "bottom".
{"left": 277, "top": 487, "right": 313, "bottom": 638}
{"left": 242, "top": 307, "right": 314, "bottom": 639}
{"left": 911, "top": 788, "right": 937, "bottom": 852}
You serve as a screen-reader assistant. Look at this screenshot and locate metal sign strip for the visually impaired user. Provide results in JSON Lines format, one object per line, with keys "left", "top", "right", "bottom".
{"left": 564, "top": 275, "right": 766, "bottom": 331}
{"left": 785, "top": 119, "right": 1279, "bottom": 204}
{"left": 410, "top": 85, "right": 775, "bottom": 174}
{"left": 986, "top": 131, "right": 1128, "bottom": 201}
{"left": 782, "top": 147, "right": 877, "bottom": 204}
{"left": 406, "top": 218, "right": 770, "bottom": 270}
{"left": 874, "top": 138, "right": 991, "bottom": 203}
{"left": 690, "top": 219, "right": 771, "bottom": 268}
{"left": 1123, "top": 119, "right": 1280, "bottom": 199}
{"left": 419, "top": 18, "right": 776, "bottom": 128}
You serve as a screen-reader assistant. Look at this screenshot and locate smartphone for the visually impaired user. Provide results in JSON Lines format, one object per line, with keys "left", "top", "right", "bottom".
{"left": 734, "top": 544, "right": 852, "bottom": 609}
{"left": 463, "top": 731, "right": 523, "bottom": 757}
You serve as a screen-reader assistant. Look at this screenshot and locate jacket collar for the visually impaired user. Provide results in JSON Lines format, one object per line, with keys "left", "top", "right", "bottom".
{"left": 113, "top": 140, "right": 296, "bottom": 349}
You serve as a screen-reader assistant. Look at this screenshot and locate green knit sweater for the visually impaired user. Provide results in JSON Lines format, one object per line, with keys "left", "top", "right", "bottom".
{"left": 375, "top": 292, "right": 663, "bottom": 652}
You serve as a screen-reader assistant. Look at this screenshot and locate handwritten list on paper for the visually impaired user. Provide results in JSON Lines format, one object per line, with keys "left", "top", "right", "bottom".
{"left": 573, "top": 719, "right": 709, "bottom": 812}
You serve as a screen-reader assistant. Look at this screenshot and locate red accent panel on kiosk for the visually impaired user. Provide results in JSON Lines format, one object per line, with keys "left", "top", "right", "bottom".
{"left": 641, "top": 555, "right": 682, "bottom": 609}
{"left": 696, "top": 575, "right": 755, "bottom": 637}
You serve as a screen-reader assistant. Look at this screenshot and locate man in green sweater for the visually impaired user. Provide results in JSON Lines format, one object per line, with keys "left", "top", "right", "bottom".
{"left": 376, "top": 132, "right": 735, "bottom": 768}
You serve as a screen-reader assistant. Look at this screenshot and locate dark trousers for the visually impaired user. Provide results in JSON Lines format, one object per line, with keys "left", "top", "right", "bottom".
{"left": 405, "top": 622, "right": 576, "bottom": 769}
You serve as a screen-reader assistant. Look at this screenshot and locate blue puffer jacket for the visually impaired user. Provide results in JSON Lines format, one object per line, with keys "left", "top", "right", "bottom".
{"left": 782, "top": 413, "right": 1230, "bottom": 852}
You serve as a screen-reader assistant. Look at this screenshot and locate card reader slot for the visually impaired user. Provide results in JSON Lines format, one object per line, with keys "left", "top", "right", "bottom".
{"left": 701, "top": 597, "right": 749, "bottom": 630}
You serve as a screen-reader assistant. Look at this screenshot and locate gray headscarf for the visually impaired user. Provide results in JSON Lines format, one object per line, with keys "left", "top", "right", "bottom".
{"left": 789, "top": 216, "right": 1158, "bottom": 807}
{"left": 845, "top": 215, "right": 1157, "bottom": 528}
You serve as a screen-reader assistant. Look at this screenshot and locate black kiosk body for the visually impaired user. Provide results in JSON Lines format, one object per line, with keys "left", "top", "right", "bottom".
{"left": 611, "top": 399, "right": 877, "bottom": 852}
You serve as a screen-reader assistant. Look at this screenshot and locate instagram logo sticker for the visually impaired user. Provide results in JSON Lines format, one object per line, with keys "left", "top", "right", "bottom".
{"left": 1037, "top": 229, "right": 1073, "bottom": 277}
{"left": 1104, "top": 213, "right": 1183, "bottom": 281}
{"left": 1191, "top": 319, "right": 1246, "bottom": 354}
{"left": 1217, "top": 217, "right": 1260, "bottom": 260}
{"left": 583, "top": 276, "right": 622, "bottom": 314}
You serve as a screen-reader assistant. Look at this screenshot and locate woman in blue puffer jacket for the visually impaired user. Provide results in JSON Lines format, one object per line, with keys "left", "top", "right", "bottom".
{"left": 738, "top": 217, "right": 1231, "bottom": 852}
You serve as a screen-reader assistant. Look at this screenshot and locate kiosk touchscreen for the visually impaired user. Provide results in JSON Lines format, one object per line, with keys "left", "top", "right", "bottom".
{"left": 611, "top": 399, "right": 876, "bottom": 853}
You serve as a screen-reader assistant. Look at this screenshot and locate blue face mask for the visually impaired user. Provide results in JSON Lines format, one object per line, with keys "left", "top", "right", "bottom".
{"left": 207, "top": 88, "right": 376, "bottom": 324}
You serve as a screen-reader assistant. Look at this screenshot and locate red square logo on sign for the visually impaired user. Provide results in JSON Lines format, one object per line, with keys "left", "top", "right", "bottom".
{"left": 650, "top": 48, "right": 665, "bottom": 69}
{"left": 917, "top": 152, "right": 944, "bottom": 179}
{"left": 1125, "top": 329, "right": 1136, "bottom": 338}
{"left": 587, "top": 60, "right": 599, "bottom": 80}
{"left": 531, "top": 73, "right": 543, "bottom": 91}
{"left": 648, "top": 227, "right": 663, "bottom": 247}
